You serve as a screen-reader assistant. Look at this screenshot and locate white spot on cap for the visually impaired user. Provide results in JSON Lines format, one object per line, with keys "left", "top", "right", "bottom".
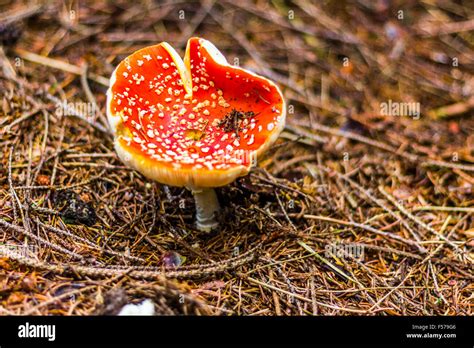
{"left": 247, "top": 134, "right": 255, "bottom": 145}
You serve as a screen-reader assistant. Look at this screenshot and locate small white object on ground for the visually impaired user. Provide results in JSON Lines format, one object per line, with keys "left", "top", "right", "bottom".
{"left": 118, "top": 299, "right": 155, "bottom": 316}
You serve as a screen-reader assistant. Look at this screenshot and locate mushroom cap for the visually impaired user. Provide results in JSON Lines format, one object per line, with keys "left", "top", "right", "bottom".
{"left": 107, "top": 37, "right": 286, "bottom": 188}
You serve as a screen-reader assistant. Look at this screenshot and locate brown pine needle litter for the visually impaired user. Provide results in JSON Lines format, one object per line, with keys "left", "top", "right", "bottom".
{"left": 0, "top": 0, "right": 473, "bottom": 316}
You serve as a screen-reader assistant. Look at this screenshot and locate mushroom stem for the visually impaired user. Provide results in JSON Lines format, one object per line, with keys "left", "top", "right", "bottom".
{"left": 191, "top": 187, "right": 220, "bottom": 232}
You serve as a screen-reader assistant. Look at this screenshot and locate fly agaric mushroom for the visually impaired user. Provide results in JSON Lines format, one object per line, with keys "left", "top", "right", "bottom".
{"left": 107, "top": 37, "right": 285, "bottom": 231}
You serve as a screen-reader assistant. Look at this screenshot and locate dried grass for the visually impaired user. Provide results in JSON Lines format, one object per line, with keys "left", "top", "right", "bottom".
{"left": 0, "top": 0, "right": 473, "bottom": 315}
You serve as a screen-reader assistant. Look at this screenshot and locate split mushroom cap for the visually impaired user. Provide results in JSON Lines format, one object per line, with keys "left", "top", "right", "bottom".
{"left": 107, "top": 37, "right": 286, "bottom": 188}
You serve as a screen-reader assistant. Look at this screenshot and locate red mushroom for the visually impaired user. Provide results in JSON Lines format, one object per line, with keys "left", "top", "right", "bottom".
{"left": 107, "top": 37, "right": 285, "bottom": 231}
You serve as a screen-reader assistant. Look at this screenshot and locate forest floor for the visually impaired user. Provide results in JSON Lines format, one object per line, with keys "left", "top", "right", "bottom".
{"left": 0, "top": 0, "right": 473, "bottom": 315}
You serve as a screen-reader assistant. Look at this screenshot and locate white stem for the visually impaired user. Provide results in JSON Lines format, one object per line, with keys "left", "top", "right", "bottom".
{"left": 191, "top": 188, "right": 220, "bottom": 232}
